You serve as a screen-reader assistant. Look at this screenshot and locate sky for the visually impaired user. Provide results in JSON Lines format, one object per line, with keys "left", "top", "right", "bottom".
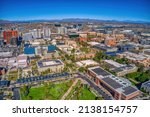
{"left": 0, "top": 0, "right": 150, "bottom": 21}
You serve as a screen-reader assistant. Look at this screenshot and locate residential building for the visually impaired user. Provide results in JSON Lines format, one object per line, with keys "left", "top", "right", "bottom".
{"left": 43, "top": 27, "right": 51, "bottom": 38}
{"left": 57, "top": 27, "right": 67, "bottom": 34}
{"left": 29, "top": 29, "right": 42, "bottom": 39}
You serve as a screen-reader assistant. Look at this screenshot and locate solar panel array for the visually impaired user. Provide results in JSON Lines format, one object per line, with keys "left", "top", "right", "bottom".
{"left": 122, "top": 86, "right": 138, "bottom": 95}
{"left": 102, "top": 77, "right": 123, "bottom": 89}
{"left": 92, "top": 67, "right": 111, "bottom": 76}
{"left": 17, "top": 72, "right": 69, "bottom": 84}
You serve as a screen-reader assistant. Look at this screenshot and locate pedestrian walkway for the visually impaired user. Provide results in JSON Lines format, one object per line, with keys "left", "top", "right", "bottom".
{"left": 61, "top": 79, "right": 79, "bottom": 100}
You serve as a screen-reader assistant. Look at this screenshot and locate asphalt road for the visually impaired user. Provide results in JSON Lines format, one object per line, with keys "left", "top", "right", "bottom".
{"left": 78, "top": 73, "right": 113, "bottom": 100}
{"left": 12, "top": 88, "right": 20, "bottom": 100}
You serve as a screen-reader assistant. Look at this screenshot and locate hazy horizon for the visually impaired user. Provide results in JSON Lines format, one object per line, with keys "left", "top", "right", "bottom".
{"left": 1, "top": 0, "right": 150, "bottom": 22}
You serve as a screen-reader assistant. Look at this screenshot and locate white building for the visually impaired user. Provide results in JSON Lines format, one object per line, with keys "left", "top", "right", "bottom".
{"left": 23, "top": 33, "right": 33, "bottom": 40}
{"left": 29, "top": 29, "right": 42, "bottom": 39}
{"left": 140, "top": 38, "right": 150, "bottom": 45}
{"left": 37, "top": 59, "right": 64, "bottom": 72}
{"left": 76, "top": 60, "right": 99, "bottom": 67}
{"left": 17, "top": 54, "right": 28, "bottom": 68}
{"left": 57, "top": 27, "right": 67, "bottom": 34}
{"left": 43, "top": 27, "right": 51, "bottom": 38}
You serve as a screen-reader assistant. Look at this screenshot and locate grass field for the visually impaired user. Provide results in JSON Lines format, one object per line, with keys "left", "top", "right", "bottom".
{"left": 78, "top": 87, "right": 97, "bottom": 100}
{"left": 21, "top": 80, "right": 73, "bottom": 100}
{"left": 66, "top": 81, "right": 100, "bottom": 100}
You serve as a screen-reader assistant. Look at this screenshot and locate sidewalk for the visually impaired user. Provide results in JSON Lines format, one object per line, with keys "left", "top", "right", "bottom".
{"left": 61, "top": 79, "right": 79, "bottom": 100}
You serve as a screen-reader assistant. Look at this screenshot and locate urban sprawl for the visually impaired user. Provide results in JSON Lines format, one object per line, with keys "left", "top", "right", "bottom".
{"left": 0, "top": 20, "right": 150, "bottom": 100}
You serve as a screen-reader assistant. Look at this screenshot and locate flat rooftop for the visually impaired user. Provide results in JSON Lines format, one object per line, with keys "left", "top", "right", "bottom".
{"left": 17, "top": 72, "right": 69, "bottom": 84}
{"left": 76, "top": 60, "right": 98, "bottom": 67}
{"left": 37, "top": 59, "right": 63, "bottom": 68}
{"left": 102, "top": 77, "right": 123, "bottom": 89}
{"left": 112, "top": 64, "right": 136, "bottom": 73}
{"left": 88, "top": 66, "right": 140, "bottom": 96}
{"left": 0, "top": 80, "right": 10, "bottom": 87}
{"left": 104, "top": 60, "right": 124, "bottom": 68}
{"left": 90, "top": 67, "right": 111, "bottom": 76}
{"left": 142, "top": 80, "right": 150, "bottom": 87}
{"left": 122, "top": 86, "right": 138, "bottom": 96}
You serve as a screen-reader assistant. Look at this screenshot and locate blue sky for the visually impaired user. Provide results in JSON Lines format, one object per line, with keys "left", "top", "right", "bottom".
{"left": 0, "top": 0, "right": 150, "bottom": 21}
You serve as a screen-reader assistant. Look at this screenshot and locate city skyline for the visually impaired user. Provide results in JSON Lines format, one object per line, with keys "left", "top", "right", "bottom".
{"left": 1, "top": 0, "right": 150, "bottom": 22}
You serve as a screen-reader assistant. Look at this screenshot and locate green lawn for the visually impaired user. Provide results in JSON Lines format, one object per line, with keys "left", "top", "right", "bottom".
{"left": 78, "top": 87, "right": 97, "bottom": 100}
{"left": 21, "top": 80, "right": 73, "bottom": 100}
{"left": 126, "top": 72, "right": 149, "bottom": 83}
{"left": 66, "top": 81, "right": 100, "bottom": 100}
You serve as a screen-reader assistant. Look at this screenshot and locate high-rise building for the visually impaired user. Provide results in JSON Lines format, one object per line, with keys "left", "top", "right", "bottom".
{"left": 10, "top": 37, "right": 17, "bottom": 45}
{"left": 29, "top": 29, "right": 42, "bottom": 39}
{"left": 23, "top": 33, "right": 33, "bottom": 40}
{"left": 43, "top": 27, "right": 51, "bottom": 38}
{"left": 3, "top": 30, "right": 18, "bottom": 44}
{"left": 37, "top": 29, "right": 42, "bottom": 39}
{"left": 57, "top": 27, "right": 67, "bottom": 34}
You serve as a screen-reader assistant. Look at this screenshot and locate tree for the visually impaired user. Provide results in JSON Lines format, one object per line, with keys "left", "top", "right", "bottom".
{"left": 22, "top": 85, "right": 29, "bottom": 97}
{"left": 71, "top": 48, "right": 76, "bottom": 54}
{"left": 27, "top": 71, "right": 31, "bottom": 76}
{"left": 137, "top": 65, "right": 144, "bottom": 72}
{"left": 95, "top": 97, "right": 103, "bottom": 100}
{"left": 78, "top": 67, "right": 85, "bottom": 72}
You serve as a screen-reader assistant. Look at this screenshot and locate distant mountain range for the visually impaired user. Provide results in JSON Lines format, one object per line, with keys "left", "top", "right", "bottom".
{"left": 0, "top": 18, "right": 150, "bottom": 24}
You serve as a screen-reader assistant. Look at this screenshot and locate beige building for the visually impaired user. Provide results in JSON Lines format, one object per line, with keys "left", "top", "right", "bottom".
{"left": 79, "top": 33, "right": 87, "bottom": 38}
{"left": 117, "top": 52, "right": 150, "bottom": 67}
{"left": 37, "top": 59, "right": 64, "bottom": 73}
